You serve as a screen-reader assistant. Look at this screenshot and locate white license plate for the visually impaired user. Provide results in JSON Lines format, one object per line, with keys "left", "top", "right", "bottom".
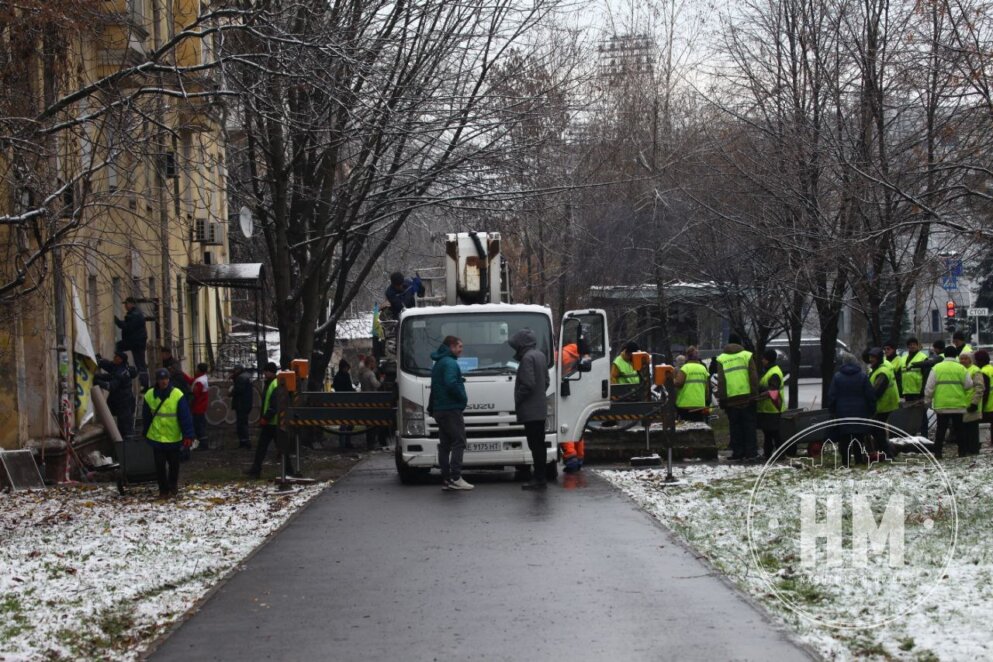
{"left": 467, "top": 442, "right": 501, "bottom": 452}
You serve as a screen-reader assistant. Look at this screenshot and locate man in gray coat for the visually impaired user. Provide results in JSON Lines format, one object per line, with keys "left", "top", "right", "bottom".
{"left": 509, "top": 328, "right": 550, "bottom": 490}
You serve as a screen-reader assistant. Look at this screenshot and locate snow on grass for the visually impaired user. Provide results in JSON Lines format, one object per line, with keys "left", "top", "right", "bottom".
{"left": 0, "top": 482, "right": 324, "bottom": 661}
{"left": 601, "top": 458, "right": 993, "bottom": 661}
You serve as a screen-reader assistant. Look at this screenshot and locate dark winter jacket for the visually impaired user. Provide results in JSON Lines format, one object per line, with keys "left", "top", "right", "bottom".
{"left": 231, "top": 371, "right": 254, "bottom": 413}
{"left": 509, "top": 328, "right": 549, "bottom": 423}
{"left": 96, "top": 358, "right": 137, "bottom": 415}
{"left": 170, "top": 370, "right": 192, "bottom": 401}
{"left": 827, "top": 362, "right": 877, "bottom": 435}
{"left": 385, "top": 277, "right": 425, "bottom": 314}
{"left": 142, "top": 385, "right": 195, "bottom": 442}
{"left": 429, "top": 344, "right": 467, "bottom": 413}
{"left": 333, "top": 371, "right": 355, "bottom": 392}
{"left": 115, "top": 307, "right": 148, "bottom": 351}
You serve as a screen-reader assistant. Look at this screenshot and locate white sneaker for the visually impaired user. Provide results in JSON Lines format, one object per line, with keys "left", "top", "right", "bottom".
{"left": 448, "top": 477, "right": 474, "bottom": 491}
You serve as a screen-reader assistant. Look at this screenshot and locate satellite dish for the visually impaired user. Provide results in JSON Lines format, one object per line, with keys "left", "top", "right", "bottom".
{"left": 239, "top": 206, "right": 254, "bottom": 238}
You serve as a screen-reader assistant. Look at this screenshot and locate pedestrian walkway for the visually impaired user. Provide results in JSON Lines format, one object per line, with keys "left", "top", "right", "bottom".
{"left": 151, "top": 455, "right": 813, "bottom": 661}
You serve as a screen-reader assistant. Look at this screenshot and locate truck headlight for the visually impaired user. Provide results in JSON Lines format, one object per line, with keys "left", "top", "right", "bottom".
{"left": 402, "top": 397, "right": 426, "bottom": 437}
{"left": 545, "top": 393, "right": 555, "bottom": 434}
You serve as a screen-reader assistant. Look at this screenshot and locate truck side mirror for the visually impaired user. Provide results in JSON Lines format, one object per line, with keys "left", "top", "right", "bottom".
{"left": 577, "top": 357, "right": 592, "bottom": 373}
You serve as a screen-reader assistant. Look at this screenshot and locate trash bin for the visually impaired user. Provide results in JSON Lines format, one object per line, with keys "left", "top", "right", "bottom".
{"left": 114, "top": 436, "right": 158, "bottom": 493}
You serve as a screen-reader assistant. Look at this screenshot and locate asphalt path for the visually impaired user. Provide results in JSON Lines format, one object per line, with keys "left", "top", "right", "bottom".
{"left": 152, "top": 454, "right": 813, "bottom": 661}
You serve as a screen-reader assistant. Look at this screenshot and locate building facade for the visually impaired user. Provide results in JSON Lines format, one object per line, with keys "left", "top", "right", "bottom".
{"left": 0, "top": 0, "right": 231, "bottom": 449}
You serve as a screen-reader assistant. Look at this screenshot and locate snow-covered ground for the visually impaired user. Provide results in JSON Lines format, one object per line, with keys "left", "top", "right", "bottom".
{"left": 601, "top": 458, "right": 993, "bottom": 661}
{"left": 0, "top": 482, "right": 324, "bottom": 660}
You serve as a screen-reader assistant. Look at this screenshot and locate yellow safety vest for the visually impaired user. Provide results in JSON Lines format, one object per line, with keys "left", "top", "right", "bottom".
{"left": 757, "top": 365, "right": 786, "bottom": 414}
{"left": 716, "top": 350, "right": 754, "bottom": 398}
{"left": 982, "top": 364, "right": 993, "bottom": 414}
{"left": 263, "top": 378, "right": 280, "bottom": 426}
{"left": 965, "top": 364, "right": 981, "bottom": 407}
{"left": 676, "top": 362, "right": 709, "bottom": 409}
{"left": 932, "top": 359, "right": 968, "bottom": 410}
{"left": 870, "top": 364, "right": 900, "bottom": 414}
{"left": 143, "top": 387, "right": 185, "bottom": 443}
{"left": 612, "top": 355, "right": 640, "bottom": 384}
{"left": 901, "top": 351, "right": 927, "bottom": 396}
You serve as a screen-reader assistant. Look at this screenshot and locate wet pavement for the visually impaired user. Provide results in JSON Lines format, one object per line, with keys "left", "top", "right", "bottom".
{"left": 151, "top": 454, "right": 814, "bottom": 661}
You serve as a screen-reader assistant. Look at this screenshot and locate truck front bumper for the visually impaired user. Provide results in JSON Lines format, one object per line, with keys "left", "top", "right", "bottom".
{"left": 399, "top": 435, "right": 557, "bottom": 469}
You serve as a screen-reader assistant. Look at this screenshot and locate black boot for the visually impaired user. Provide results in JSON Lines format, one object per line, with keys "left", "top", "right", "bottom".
{"left": 521, "top": 480, "right": 547, "bottom": 491}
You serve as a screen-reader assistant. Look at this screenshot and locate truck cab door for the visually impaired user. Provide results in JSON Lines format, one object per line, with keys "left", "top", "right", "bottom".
{"left": 556, "top": 309, "right": 610, "bottom": 449}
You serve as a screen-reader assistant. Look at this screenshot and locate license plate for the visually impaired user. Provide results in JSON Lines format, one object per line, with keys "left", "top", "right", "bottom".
{"left": 467, "top": 442, "right": 501, "bottom": 452}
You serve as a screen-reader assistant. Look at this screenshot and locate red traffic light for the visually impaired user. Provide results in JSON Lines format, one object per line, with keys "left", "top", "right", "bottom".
{"left": 946, "top": 300, "right": 956, "bottom": 318}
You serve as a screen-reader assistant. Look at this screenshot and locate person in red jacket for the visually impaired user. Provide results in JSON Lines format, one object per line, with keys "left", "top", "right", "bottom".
{"left": 191, "top": 362, "right": 210, "bottom": 450}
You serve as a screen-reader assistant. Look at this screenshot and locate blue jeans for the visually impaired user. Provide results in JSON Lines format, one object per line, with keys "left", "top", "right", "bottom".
{"left": 434, "top": 409, "right": 466, "bottom": 481}
{"left": 727, "top": 404, "right": 758, "bottom": 458}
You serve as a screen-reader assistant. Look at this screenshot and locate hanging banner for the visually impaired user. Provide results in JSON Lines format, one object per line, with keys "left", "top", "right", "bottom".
{"left": 72, "top": 285, "right": 98, "bottom": 428}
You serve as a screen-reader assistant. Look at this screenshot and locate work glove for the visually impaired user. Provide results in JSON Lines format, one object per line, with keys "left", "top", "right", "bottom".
{"left": 968, "top": 404, "right": 979, "bottom": 413}
{"left": 182, "top": 438, "right": 193, "bottom": 449}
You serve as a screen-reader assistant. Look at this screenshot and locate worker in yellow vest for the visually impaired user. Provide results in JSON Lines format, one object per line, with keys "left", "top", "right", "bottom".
{"left": 925, "top": 345, "right": 974, "bottom": 458}
{"left": 246, "top": 362, "right": 288, "bottom": 479}
{"left": 900, "top": 337, "right": 929, "bottom": 435}
{"left": 715, "top": 333, "right": 760, "bottom": 461}
{"left": 757, "top": 348, "right": 788, "bottom": 458}
{"left": 610, "top": 341, "right": 641, "bottom": 385}
{"left": 866, "top": 348, "right": 899, "bottom": 458}
{"left": 882, "top": 342, "right": 902, "bottom": 392}
{"left": 142, "top": 368, "right": 196, "bottom": 499}
{"left": 674, "top": 346, "right": 711, "bottom": 422}
{"left": 959, "top": 351, "right": 986, "bottom": 455}
{"left": 952, "top": 331, "right": 974, "bottom": 357}
{"left": 974, "top": 349, "right": 993, "bottom": 427}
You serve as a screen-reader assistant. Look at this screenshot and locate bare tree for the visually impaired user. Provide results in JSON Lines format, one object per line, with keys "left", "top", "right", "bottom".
{"left": 220, "top": 0, "right": 577, "bottom": 384}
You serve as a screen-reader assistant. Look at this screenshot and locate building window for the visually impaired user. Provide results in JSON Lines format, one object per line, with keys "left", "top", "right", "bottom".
{"left": 931, "top": 309, "right": 940, "bottom": 333}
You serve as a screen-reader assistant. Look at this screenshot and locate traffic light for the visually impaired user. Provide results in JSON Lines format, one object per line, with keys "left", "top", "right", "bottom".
{"left": 946, "top": 300, "right": 956, "bottom": 319}
{"left": 946, "top": 320, "right": 957, "bottom": 333}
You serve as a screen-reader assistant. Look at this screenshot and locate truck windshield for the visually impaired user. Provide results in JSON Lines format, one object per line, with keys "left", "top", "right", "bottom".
{"left": 400, "top": 312, "right": 553, "bottom": 376}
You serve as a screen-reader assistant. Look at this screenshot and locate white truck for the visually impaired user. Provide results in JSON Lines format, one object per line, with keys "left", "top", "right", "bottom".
{"left": 393, "top": 232, "right": 612, "bottom": 483}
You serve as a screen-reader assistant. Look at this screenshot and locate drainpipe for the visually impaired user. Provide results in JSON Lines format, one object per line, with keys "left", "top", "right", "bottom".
{"left": 152, "top": 0, "right": 173, "bottom": 346}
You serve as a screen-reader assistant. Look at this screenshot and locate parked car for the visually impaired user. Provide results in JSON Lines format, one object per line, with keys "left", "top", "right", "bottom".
{"left": 766, "top": 337, "right": 850, "bottom": 379}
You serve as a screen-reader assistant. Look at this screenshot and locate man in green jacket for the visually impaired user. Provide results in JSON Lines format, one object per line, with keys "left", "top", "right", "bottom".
{"left": 431, "top": 336, "right": 473, "bottom": 491}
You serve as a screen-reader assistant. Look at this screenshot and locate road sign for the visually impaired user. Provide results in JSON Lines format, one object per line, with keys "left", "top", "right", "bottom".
{"left": 941, "top": 275, "right": 958, "bottom": 291}
{"left": 945, "top": 256, "right": 963, "bottom": 277}
{"left": 967, "top": 308, "right": 989, "bottom": 317}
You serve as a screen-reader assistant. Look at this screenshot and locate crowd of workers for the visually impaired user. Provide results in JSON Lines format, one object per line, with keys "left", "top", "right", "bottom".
{"left": 658, "top": 330, "right": 993, "bottom": 463}
{"left": 95, "top": 293, "right": 397, "bottom": 498}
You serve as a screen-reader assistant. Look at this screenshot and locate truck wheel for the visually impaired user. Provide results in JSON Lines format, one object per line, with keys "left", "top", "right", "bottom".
{"left": 395, "top": 443, "right": 427, "bottom": 484}
{"left": 545, "top": 461, "right": 559, "bottom": 481}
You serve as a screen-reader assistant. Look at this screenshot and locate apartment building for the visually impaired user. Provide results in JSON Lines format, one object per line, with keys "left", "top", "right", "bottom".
{"left": 0, "top": 0, "right": 231, "bottom": 449}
